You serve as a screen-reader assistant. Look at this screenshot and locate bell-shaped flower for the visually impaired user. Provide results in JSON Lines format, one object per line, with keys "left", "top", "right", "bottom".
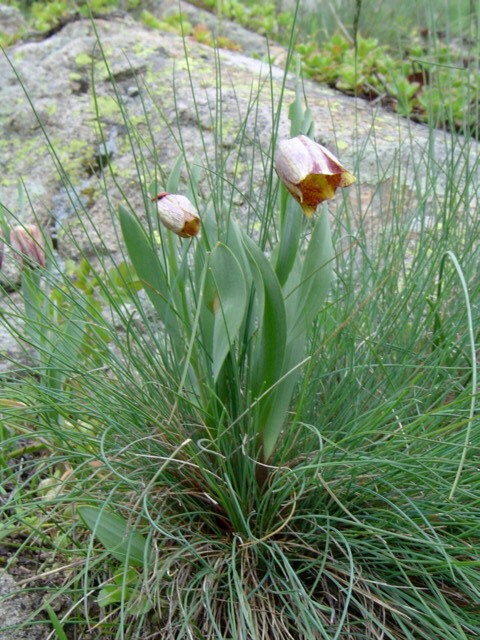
{"left": 10, "top": 224, "right": 46, "bottom": 269}
{"left": 275, "top": 135, "right": 356, "bottom": 217}
{"left": 153, "top": 192, "right": 201, "bottom": 238}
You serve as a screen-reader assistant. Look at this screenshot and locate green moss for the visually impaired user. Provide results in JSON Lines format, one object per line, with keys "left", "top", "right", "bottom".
{"left": 92, "top": 95, "right": 121, "bottom": 119}
{"left": 141, "top": 12, "right": 193, "bottom": 36}
{"left": 140, "top": 10, "right": 163, "bottom": 30}
{"left": 54, "top": 138, "right": 95, "bottom": 181}
{"left": 0, "top": 30, "right": 23, "bottom": 48}
{"left": 132, "top": 42, "right": 163, "bottom": 60}
{"left": 80, "top": 186, "right": 97, "bottom": 208}
{"left": 66, "top": 139, "right": 89, "bottom": 154}
{"left": 127, "top": 115, "right": 146, "bottom": 128}
{"left": 0, "top": 176, "right": 18, "bottom": 187}
{"left": 6, "top": 138, "right": 40, "bottom": 170}
{"left": 144, "top": 65, "right": 158, "bottom": 87}
{"left": 75, "top": 53, "right": 93, "bottom": 67}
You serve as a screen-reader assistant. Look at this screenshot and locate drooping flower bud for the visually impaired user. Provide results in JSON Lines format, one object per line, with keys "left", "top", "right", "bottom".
{"left": 275, "top": 135, "right": 356, "bottom": 217}
{"left": 152, "top": 192, "right": 201, "bottom": 238}
{"left": 10, "top": 224, "right": 46, "bottom": 269}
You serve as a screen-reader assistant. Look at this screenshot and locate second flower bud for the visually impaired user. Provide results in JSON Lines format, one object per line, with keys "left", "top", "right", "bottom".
{"left": 152, "top": 193, "right": 201, "bottom": 238}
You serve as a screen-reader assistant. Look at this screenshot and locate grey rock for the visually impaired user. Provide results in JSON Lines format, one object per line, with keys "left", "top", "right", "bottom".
{"left": 0, "top": 572, "right": 46, "bottom": 640}
{"left": 0, "top": 4, "right": 26, "bottom": 37}
{"left": 0, "top": 12, "right": 478, "bottom": 370}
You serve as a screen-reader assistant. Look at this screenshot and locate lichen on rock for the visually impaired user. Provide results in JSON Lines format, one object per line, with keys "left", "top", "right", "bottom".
{"left": 0, "top": 8, "right": 478, "bottom": 371}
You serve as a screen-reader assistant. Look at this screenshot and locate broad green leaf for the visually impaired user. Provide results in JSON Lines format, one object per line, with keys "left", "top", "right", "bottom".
{"left": 197, "top": 219, "right": 252, "bottom": 380}
{"left": 302, "top": 107, "right": 315, "bottom": 138}
{"left": 282, "top": 252, "right": 302, "bottom": 328}
{"left": 225, "top": 218, "right": 251, "bottom": 281}
{"left": 288, "top": 78, "right": 304, "bottom": 137}
{"left": 194, "top": 209, "right": 217, "bottom": 370}
{"left": 260, "top": 206, "right": 332, "bottom": 458}
{"left": 209, "top": 243, "right": 248, "bottom": 381}
{"left": 195, "top": 248, "right": 214, "bottom": 370}
{"left": 288, "top": 73, "right": 314, "bottom": 138}
{"left": 261, "top": 331, "right": 305, "bottom": 461}
{"left": 264, "top": 254, "right": 307, "bottom": 460}
{"left": 98, "top": 584, "right": 152, "bottom": 614}
{"left": 118, "top": 204, "right": 180, "bottom": 341}
{"left": 113, "top": 567, "right": 138, "bottom": 585}
{"left": 98, "top": 568, "right": 152, "bottom": 613}
{"left": 201, "top": 203, "right": 219, "bottom": 252}
{"left": 275, "top": 196, "right": 302, "bottom": 287}
{"left": 292, "top": 205, "right": 333, "bottom": 335}
{"left": 187, "top": 155, "right": 202, "bottom": 202}
{"left": 243, "top": 234, "right": 287, "bottom": 418}
{"left": 97, "top": 585, "right": 125, "bottom": 608}
{"left": 78, "top": 506, "right": 150, "bottom": 567}
{"left": 166, "top": 154, "right": 183, "bottom": 193}
{"left": 224, "top": 218, "right": 255, "bottom": 345}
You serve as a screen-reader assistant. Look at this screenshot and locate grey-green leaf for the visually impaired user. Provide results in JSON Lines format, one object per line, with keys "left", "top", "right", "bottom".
{"left": 208, "top": 243, "right": 248, "bottom": 381}
{"left": 118, "top": 204, "right": 180, "bottom": 340}
{"left": 292, "top": 205, "right": 333, "bottom": 334}
{"left": 243, "top": 234, "right": 287, "bottom": 407}
{"left": 78, "top": 506, "right": 150, "bottom": 567}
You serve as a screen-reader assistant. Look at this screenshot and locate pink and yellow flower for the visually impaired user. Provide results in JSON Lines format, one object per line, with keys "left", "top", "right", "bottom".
{"left": 276, "top": 135, "right": 356, "bottom": 217}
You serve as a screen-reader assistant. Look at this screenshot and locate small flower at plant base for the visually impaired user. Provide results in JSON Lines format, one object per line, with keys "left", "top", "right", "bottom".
{"left": 10, "top": 224, "right": 46, "bottom": 269}
{"left": 275, "top": 134, "right": 356, "bottom": 217}
{"left": 152, "top": 192, "right": 201, "bottom": 238}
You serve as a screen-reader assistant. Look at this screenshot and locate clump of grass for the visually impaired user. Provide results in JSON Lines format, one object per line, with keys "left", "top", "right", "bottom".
{"left": 1, "top": 10, "right": 480, "bottom": 640}
{"left": 297, "top": 29, "right": 479, "bottom": 134}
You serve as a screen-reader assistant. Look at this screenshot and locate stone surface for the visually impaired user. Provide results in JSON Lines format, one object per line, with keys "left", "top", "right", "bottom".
{"left": 0, "top": 572, "right": 46, "bottom": 640}
{"left": 0, "top": 4, "right": 26, "bottom": 37}
{"left": 0, "top": 9, "right": 479, "bottom": 369}
{"left": 0, "top": 15, "right": 475, "bottom": 220}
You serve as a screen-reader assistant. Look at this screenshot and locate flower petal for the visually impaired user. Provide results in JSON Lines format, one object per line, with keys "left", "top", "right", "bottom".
{"left": 276, "top": 137, "right": 314, "bottom": 184}
{"left": 275, "top": 134, "right": 356, "bottom": 217}
{"left": 155, "top": 194, "right": 201, "bottom": 238}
